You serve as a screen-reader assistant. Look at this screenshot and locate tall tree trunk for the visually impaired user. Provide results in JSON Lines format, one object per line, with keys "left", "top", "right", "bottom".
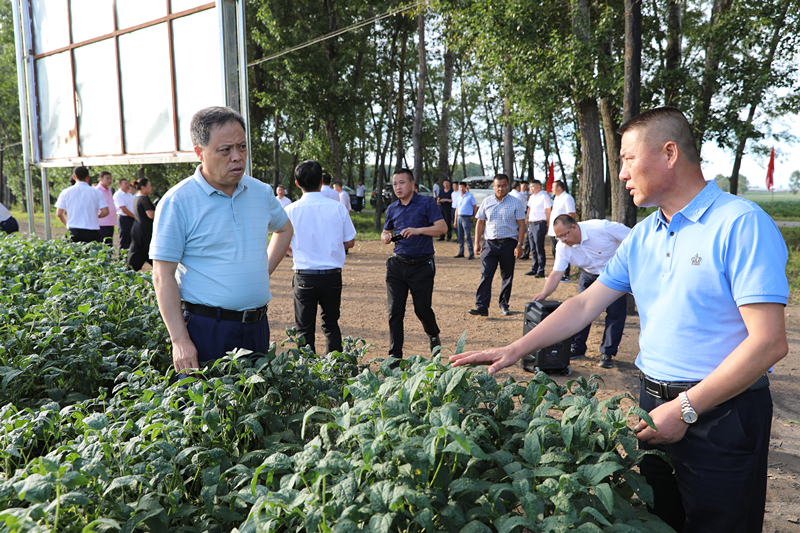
{"left": 664, "top": 0, "right": 682, "bottom": 106}
{"left": 503, "top": 97, "right": 514, "bottom": 179}
{"left": 692, "top": 0, "right": 734, "bottom": 151}
{"left": 550, "top": 119, "right": 567, "bottom": 183}
{"left": 572, "top": 0, "right": 604, "bottom": 220}
{"left": 413, "top": 13, "right": 427, "bottom": 184}
{"left": 322, "top": 0, "right": 344, "bottom": 183}
{"left": 375, "top": 26, "right": 400, "bottom": 231}
{"left": 600, "top": 98, "right": 623, "bottom": 217}
{"left": 438, "top": 49, "right": 455, "bottom": 183}
{"left": 395, "top": 29, "right": 408, "bottom": 173}
{"left": 272, "top": 112, "right": 280, "bottom": 188}
{"left": 729, "top": 0, "right": 790, "bottom": 196}
{"left": 484, "top": 101, "right": 499, "bottom": 175}
{"left": 619, "top": 0, "right": 641, "bottom": 229}
{"left": 468, "top": 116, "right": 485, "bottom": 175}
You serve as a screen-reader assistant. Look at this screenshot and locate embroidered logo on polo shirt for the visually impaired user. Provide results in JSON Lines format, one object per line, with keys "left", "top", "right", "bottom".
{"left": 691, "top": 254, "right": 701, "bottom": 266}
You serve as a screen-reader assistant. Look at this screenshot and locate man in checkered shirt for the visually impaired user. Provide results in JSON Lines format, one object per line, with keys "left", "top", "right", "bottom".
{"left": 469, "top": 174, "right": 527, "bottom": 317}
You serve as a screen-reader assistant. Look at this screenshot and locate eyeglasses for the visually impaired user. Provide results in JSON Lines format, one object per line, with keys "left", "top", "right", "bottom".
{"left": 556, "top": 226, "right": 574, "bottom": 241}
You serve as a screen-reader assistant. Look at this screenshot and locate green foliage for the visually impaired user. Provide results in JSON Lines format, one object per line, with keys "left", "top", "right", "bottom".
{"left": 713, "top": 174, "right": 749, "bottom": 194}
{"left": 790, "top": 171, "right": 800, "bottom": 195}
{"left": 0, "top": 237, "right": 673, "bottom": 532}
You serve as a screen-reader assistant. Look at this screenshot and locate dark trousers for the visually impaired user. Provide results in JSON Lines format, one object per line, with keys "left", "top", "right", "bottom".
{"left": 475, "top": 239, "right": 516, "bottom": 310}
{"left": 0, "top": 216, "right": 18, "bottom": 234}
{"left": 293, "top": 271, "right": 343, "bottom": 354}
{"left": 551, "top": 236, "right": 570, "bottom": 278}
{"left": 440, "top": 205, "right": 453, "bottom": 240}
{"left": 457, "top": 216, "right": 474, "bottom": 257}
{"left": 386, "top": 255, "right": 440, "bottom": 358}
{"left": 118, "top": 216, "right": 133, "bottom": 250}
{"left": 639, "top": 382, "right": 772, "bottom": 533}
{"left": 183, "top": 309, "right": 270, "bottom": 363}
{"left": 571, "top": 271, "right": 627, "bottom": 355}
{"left": 355, "top": 197, "right": 364, "bottom": 212}
{"left": 69, "top": 228, "right": 101, "bottom": 244}
{"left": 99, "top": 225, "right": 114, "bottom": 247}
{"left": 527, "top": 221, "right": 547, "bottom": 274}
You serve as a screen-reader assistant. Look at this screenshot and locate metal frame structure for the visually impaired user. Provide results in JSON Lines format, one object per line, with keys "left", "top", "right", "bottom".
{"left": 11, "top": 0, "right": 251, "bottom": 238}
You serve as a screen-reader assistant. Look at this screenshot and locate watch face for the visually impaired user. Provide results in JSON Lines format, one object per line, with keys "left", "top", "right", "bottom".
{"left": 682, "top": 410, "right": 698, "bottom": 424}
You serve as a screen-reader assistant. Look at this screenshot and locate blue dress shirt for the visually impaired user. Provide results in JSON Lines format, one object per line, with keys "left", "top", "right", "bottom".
{"left": 384, "top": 192, "right": 443, "bottom": 259}
{"left": 599, "top": 181, "right": 788, "bottom": 381}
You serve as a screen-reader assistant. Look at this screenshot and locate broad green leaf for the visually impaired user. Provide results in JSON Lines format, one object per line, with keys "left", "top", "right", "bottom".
{"left": 578, "top": 505, "right": 612, "bottom": 527}
{"left": 82, "top": 518, "right": 122, "bottom": 532}
{"left": 301, "top": 406, "right": 331, "bottom": 439}
{"left": 594, "top": 482, "right": 614, "bottom": 514}
{"left": 368, "top": 512, "right": 396, "bottom": 533}
{"left": 578, "top": 462, "right": 624, "bottom": 486}
{"left": 455, "top": 331, "right": 467, "bottom": 354}
{"left": 460, "top": 519, "right": 493, "bottom": 533}
{"left": 13, "top": 474, "right": 52, "bottom": 503}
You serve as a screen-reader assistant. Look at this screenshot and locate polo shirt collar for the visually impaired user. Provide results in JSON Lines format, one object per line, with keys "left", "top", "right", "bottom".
{"left": 192, "top": 165, "right": 246, "bottom": 197}
{"left": 399, "top": 192, "right": 420, "bottom": 206}
{"left": 656, "top": 180, "right": 721, "bottom": 228}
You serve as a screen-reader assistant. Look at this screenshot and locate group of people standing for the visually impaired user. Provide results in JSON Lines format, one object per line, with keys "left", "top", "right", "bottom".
{"left": 53, "top": 166, "right": 155, "bottom": 270}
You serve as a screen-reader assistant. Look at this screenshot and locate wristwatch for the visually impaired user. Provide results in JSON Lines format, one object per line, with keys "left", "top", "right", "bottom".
{"left": 517, "top": 242, "right": 524, "bottom": 246}
{"left": 678, "top": 391, "right": 698, "bottom": 424}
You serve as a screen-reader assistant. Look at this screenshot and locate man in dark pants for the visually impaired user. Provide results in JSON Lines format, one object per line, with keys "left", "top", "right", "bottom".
{"left": 55, "top": 166, "right": 109, "bottom": 243}
{"left": 451, "top": 107, "right": 788, "bottom": 533}
{"left": 0, "top": 202, "right": 18, "bottom": 234}
{"left": 151, "top": 106, "right": 294, "bottom": 373}
{"left": 548, "top": 180, "right": 576, "bottom": 282}
{"left": 96, "top": 171, "right": 116, "bottom": 246}
{"left": 532, "top": 215, "right": 630, "bottom": 368}
{"left": 524, "top": 179, "right": 551, "bottom": 277}
{"left": 469, "top": 174, "right": 526, "bottom": 317}
{"left": 113, "top": 178, "right": 135, "bottom": 250}
{"left": 381, "top": 168, "right": 447, "bottom": 362}
{"left": 284, "top": 160, "right": 356, "bottom": 354}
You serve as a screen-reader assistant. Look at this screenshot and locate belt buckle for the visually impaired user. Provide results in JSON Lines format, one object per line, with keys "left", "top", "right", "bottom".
{"left": 241, "top": 308, "right": 264, "bottom": 323}
{"left": 643, "top": 376, "right": 667, "bottom": 399}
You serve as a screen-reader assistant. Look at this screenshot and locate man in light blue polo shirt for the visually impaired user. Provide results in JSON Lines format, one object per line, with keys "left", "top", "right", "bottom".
{"left": 451, "top": 107, "right": 788, "bottom": 533}
{"left": 151, "top": 106, "right": 293, "bottom": 374}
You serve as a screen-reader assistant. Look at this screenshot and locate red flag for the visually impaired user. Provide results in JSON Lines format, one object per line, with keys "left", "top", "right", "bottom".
{"left": 766, "top": 148, "right": 775, "bottom": 191}
{"left": 546, "top": 162, "right": 555, "bottom": 193}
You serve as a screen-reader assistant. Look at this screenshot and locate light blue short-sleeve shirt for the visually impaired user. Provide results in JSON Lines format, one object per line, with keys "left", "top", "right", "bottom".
{"left": 599, "top": 181, "right": 788, "bottom": 382}
{"left": 150, "top": 166, "right": 289, "bottom": 311}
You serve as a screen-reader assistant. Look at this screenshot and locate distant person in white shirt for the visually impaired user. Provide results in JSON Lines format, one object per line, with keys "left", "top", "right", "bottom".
{"left": 451, "top": 181, "right": 462, "bottom": 243}
{"left": 0, "top": 202, "right": 18, "bottom": 235}
{"left": 453, "top": 181, "right": 476, "bottom": 259}
{"left": 284, "top": 160, "right": 356, "bottom": 354}
{"left": 433, "top": 179, "right": 440, "bottom": 198}
{"left": 524, "top": 179, "right": 553, "bottom": 277}
{"left": 509, "top": 181, "right": 524, "bottom": 202}
{"left": 355, "top": 180, "right": 366, "bottom": 212}
{"left": 548, "top": 180, "right": 577, "bottom": 282}
{"left": 333, "top": 182, "right": 352, "bottom": 212}
{"left": 276, "top": 185, "right": 292, "bottom": 208}
{"left": 320, "top": 173, "right": 340, "bottom": 201}
{"left": 55, "top": 166, "right": 109, "bottom": 244}
{"left": 533, "top": 215, "right": 631, "bottom": 368}
{"left": 95, "top": 171, "right": 116, "bottom": 246}
{"left": 113, "top": 178, "right": 136, "bottom": 250}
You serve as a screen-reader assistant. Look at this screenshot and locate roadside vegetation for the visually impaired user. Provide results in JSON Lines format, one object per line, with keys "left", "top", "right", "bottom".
{"left": 0, "top": 238, "right": 676, "bottom": 532}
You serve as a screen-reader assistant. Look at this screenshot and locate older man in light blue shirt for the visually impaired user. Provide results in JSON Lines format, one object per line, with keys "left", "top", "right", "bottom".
{"left": 452, "top": 107, "right": 788, "bottom": 533}
{"left": 151, "top": 106, "right": 293, "bottom": 374}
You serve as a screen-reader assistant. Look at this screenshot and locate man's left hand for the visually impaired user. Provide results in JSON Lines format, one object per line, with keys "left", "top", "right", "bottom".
{"left": 400, "top": 227, "right": 421, "bottom": 238}
{"left": 634, "top": 399, "right": 689, "bottom": 445}
{"left": 514, "top": 244, "right": 523, "bottom": 259}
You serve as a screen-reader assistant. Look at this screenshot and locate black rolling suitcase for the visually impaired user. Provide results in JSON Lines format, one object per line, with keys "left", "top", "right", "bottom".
{"left": 521, "top": 300, "right": 571, "bottom": 375}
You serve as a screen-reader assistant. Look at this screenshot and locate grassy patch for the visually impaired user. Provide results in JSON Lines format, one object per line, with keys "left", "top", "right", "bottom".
{"left": 351, "top": 210, "right": 384, "bottom": 240}
{"left": 781, "top": 227, "right": 800, "bottom": 301}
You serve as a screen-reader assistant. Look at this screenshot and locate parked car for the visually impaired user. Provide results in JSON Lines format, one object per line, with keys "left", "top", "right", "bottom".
{"left": 370, "top": 183, "right": 434, "bottom": 211}
{"left": 341, "top": 184, "right": 359, "bottom": 207}
{"left": 460, "top": 176, "right": 495, "bottom": 207}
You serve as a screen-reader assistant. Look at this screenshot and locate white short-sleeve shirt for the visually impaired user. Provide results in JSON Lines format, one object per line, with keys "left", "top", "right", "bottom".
{"left": 285, "top": 192, "right": 357, "bottom": 270}
{"left": 527, "top": 190, "right": 553, "bottom": 222}
{"left": 553, "top": 219, "right": 631, "bottom": 275}
{"left": 55, "top": 181, "right": 108, "bottom": 230}
{"left": 338, "top": 190, "right": 352, "bottom": 211}
{"left": 548, "top": 191, "right": 576, "bottom": 236}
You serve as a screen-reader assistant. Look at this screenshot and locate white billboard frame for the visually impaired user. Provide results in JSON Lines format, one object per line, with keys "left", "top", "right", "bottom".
{"left": 12, "top": 0, "right": 251, "bottom": 237}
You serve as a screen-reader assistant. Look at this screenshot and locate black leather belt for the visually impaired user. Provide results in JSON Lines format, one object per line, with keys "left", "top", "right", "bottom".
{"left": 530, "top": 220, "right": 546, "bottom": 224}
{"left": 487, "top": 238, "right": 516, "bottom": 244}
{"left": 393, "top": 254, "right": 434, "bottom": 265}
{"left": 181, "top": 301, "right": 267, "bottom": 324}
{"left": 640, "top": 371, "right": 769, "bottom": 400}
{"left": 459, "top": 215, "right": 472, "bottom": 217}
{"left": 295, "top": 268, "right": 342, "bottom": 275}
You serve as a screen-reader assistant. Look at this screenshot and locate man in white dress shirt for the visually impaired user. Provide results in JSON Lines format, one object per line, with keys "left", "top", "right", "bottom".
{"left": 333, "top": 182, "right": 352, "bottom": 212}
{"left": 548, "top": 180, "right": 577, "bottom": 282}
{"left": 320, "top": 173, "right": 340, "bottom": 201}
{"left": 533, "top": 214, "right": 630, "bottom": 368}
{"left": 113, "top": 178, "right": 136, "bottom": 250}
{"left": 276, "top": 185, "right": 292, "bottom": 208}
{"left": 285, "top": 161, "right": 356, "bottom": 354}
{"left": 55, "top": 166, "right": 109, "bottom": 244}
{"left": 525, "top": 179, "right": 552, "bottom": 277}
{"left": 355, "top": 180, "right": 366, "bottom": 212}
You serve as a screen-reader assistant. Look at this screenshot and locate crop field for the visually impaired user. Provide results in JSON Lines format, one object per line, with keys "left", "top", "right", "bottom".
{"left": 0, "top": 237, "right": 676, "bottom": 532}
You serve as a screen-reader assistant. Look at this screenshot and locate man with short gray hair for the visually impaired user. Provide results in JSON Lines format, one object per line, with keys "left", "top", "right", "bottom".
{"left": 151, "top": 106, "right": 293, "bottom": 374}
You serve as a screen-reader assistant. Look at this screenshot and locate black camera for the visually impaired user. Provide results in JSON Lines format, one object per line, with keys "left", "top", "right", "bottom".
{"left": 390, "top": 233, "right": 405, "bottom": 242}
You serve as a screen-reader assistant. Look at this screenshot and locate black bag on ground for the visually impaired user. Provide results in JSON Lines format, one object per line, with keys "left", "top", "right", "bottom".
{"left": 521, "top": 300, "right": 571, "bottom": 375}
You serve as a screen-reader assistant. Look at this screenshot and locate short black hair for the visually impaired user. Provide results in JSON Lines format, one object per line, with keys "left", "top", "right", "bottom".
{"left": 74, "top": 166, "right": 89, "bottom": 180}
{"left": 618, "top": 106, "right": 700, "bottom": 165}
{"left": 494, "top": 173, "right": 509, "bottom": 184}
{"left": 295, "top": 160, "right": 323, "bottom": 192}
{"left": 322, "top": 173, "right": 332, "bottom": 185}
{"left": 393, "top": 168, "right": 414, "bottom": 182}
{"left": 530, "top": 179, "right": 542, "bottom": 187}
{"left": 554, "top": 180, "right": 567, "bottom": 192}
{"left": 99, "top": 171, "right": 112, "bottom": 178}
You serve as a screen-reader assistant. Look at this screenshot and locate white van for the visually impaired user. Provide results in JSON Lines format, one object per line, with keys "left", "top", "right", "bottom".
{"left": 460, "top": 176, "right": 495, "bottom": 207}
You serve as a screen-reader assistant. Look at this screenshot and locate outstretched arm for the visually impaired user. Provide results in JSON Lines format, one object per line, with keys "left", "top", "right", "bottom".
{"left": 450, "top": 281, "right": 624, "bottom": 373}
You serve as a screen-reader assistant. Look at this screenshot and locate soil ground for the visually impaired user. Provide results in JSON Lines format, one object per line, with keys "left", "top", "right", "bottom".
{"left": 17, "top": 219, "right": 800, "bottom": 532}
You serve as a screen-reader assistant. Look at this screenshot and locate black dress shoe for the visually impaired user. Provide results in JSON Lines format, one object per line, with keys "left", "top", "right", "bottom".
{"left": 469, "top": 307, "right": 488, "bottom": 316}
{"left": 570, "top": 348, "right": 586, "bottom": 360}
{"left": 454, "top": 254, "right": 465, "bottom": 258}
{"left": 429, "top": 335, "right": 441, "bottom": 351}
{"left": 500, "top": 306, "right": 512, "bottom": 316}
{"left": 437, "top": 237, "right": 445, "bottom": 241}
{"left": 598, "top": 354, "right": 613, "bottom": 369}
{"left": 467, "top": 255, "right": 475, "bottom": 260}
{"left": 535, "top": 272, "right": 545, "bottom": 278}
{"left": 524, "top": 269, "right": 536, "bottom": 276}
{"left": 521, "top": 254, "right": 530, "bottom": 260}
